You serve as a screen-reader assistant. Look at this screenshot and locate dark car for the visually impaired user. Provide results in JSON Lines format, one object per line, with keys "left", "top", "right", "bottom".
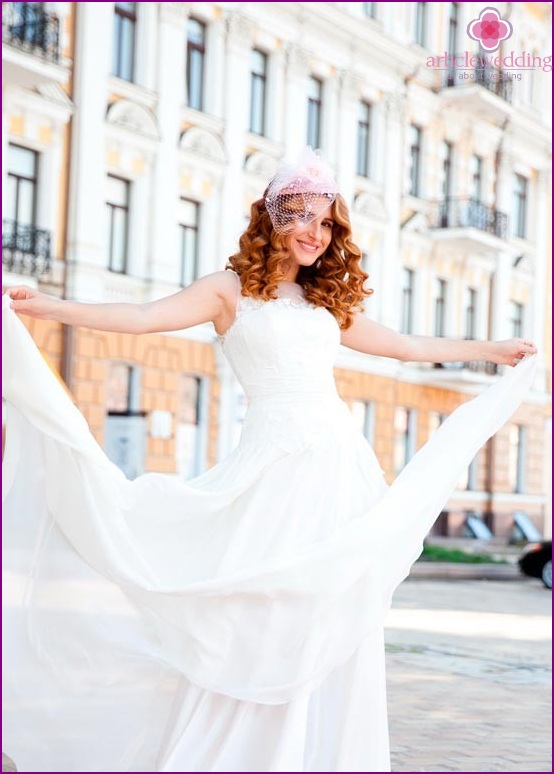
{"left": 518, "top": 540, "right": 552, "bottom": 589}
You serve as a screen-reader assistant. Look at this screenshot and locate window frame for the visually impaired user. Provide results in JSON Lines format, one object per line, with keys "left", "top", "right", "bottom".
{"left": 434, "top": 278, "right": 447, "bottom": 337}
{"left": 186, "top": 17, "right": 206, "bottom": 111}
{"left": 400, "top": 267, "right": 415, "bottom": 335}
{"left": 112, "top": 2, "right": 136, "bottom": 82}
{"left": 408, "top": 124, "right": 422, "bottom": 197}
{"left": 6, "top": 143, "right": 38, "bottom": 226}
{"left": 307, "top": 75, "right": 323, "bottom": 149}
{"left": 356, "top": 101, "right": 372, "bottom": 178}
{"left": 178, "top": 198, "right": 200, "bottom": 288}
{"left": 249, "top": 48, "right": 268, "bottom": 136}
{"left": 414, "top": 2, "right": 427, "bottom": 47}
{"left": 513, "top": 173, "right": 528, "bottom": 239}
{"left": 106, "top": 174, "right": 130, "bottom": 275}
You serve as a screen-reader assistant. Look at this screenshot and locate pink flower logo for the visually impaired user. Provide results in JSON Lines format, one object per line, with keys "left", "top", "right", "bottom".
{"left": 467, "top": 6, "right": 513, "bottom": 53}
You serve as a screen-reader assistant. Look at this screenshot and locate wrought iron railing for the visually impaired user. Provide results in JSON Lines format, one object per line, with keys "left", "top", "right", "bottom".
{"left": 2, "top": 219, "right": 52, "bottom": 278}
{"left": 2, "top": 3, "right": 60, "bottom": 62}
{"left": 434, "top": 360, "right": 499, "bottom": 376}
{"left": 429, "top": 197, "right": 508, "bottom": 240}
{"left": 442, "top": 54, "right": 513, "bottom": 103}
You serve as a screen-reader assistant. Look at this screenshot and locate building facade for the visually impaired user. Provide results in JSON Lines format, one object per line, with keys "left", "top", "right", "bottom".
{"left": 2, "top": 1, "right": 552, "bottom": 538}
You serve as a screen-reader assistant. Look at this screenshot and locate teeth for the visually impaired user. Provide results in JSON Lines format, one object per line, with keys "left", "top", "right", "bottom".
{"left": 298, "top": 241, "right": 318, "bottom": 252}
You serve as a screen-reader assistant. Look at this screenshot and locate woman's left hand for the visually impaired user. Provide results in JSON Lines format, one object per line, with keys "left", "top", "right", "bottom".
{"left": 488, "top": 338, "right": 537, "bottom": 367}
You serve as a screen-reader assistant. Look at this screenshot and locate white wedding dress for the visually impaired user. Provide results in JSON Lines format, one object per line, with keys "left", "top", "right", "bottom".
{"left": 2, "top": 285, "right": 536, "bottom": 773}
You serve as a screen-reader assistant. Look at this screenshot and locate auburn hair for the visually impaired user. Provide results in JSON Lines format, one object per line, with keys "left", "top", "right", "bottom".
{"left": 226, "top": 193, "right": 372, "bottom": 330}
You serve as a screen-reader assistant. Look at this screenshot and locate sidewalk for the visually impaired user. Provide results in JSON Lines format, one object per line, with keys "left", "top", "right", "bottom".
{"left": 386, "top": 578, "right": 552, "bottom": 772}
{"left": 412, "top": 537, "right": 525, "bottom": 581}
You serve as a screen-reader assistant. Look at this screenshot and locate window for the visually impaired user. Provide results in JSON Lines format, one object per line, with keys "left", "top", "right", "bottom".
{"left": 307, "top": 76, "right": 322, "bottom": 149}
{"left": 509, "top": 300, "right": 524, "bottom": 338}
{"left": 470, "top": 154, "right": 483, "bottom": 201}
{"left": 464, "top": 287, "right": 477, "bottom": 340}
{"left": 458, "top": 452, "right": 479, "bottom": 490}
{"left": 187, "top": 18, "right": 206, "bottom": 111}
{"left": 441, "top": 141, "right": 453, "bottom": 199}
{"left": 112, "top": 2, "right": 136, "bottom": 81}
{"left": 249, "top": 49, "right": 267, "bottom": 135}
{"left": 434, "top": 278, "right": 447, "bottom": 337}
{"left": 6, "top": 144, "right": 38, "bottom": 226}
{"left": 176, "top": 375, "right": 206, "bottom": 478}
{"left": 106, "top": 175, "right": 130, "bottom": 274}
{"left": 448, "top": 2, "right": 459, "bottom": 52}
{"left": 508, "top": 425, "right": 526, "bottom": 493}
{"left": 512, "top": 174, "right": 528, "bottom": 238}
{"left": 408, "top": 124, "right": 422, "bottom": 196}
{"left": 414, "top": 2, "right": 427, "bottom": 47}
{"left": 428, "top": 411, "right": 445, "bottom": 438}
{"left": 351, "top": 400, "right": 375, "bottom": 446}
{"left": 356, "top": 101, "right": 372, "bottom": 177}
{"left": 394, "top": 407, "right": 416, "bottom": 474}
{"left": 363, "top": 3, "right": 377, "bottom": 19}
{"left": 400, "top": 267, "right": 414, "bottom": 334}
{"left": 178, "top": 199, "right": 200, "bottom": 287}
{"left": 9, "top": 2, "right": 47, "bottom": 48}
{"left": 106, "top": 363, "right": 137, "bottom": 413}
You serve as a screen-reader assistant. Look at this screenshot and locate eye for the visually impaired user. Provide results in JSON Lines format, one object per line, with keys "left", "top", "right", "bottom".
{"left": 322, "top": 220, "right": 334, "bottom": 229}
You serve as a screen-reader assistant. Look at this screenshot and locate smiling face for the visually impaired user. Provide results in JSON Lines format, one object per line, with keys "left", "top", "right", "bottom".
{"left": 283, "top": 205, "right": 334, "bottom": 274}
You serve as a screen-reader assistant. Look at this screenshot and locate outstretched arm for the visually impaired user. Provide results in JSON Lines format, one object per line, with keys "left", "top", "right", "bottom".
{"left": 5, "top": 271, "right": 237, "bottom": 336}
{"left": 341, "top": 313, "right": 537, "bottom": 367}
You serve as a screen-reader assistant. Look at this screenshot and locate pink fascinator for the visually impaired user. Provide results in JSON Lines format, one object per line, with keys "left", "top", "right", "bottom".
{"left": 264, "top": 147, "right": 339, "bottom": 234}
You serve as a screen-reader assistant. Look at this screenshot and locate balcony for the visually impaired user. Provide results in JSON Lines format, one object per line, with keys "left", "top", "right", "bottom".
{"left": 2, "top": 3, "right": 66, "bottom": 89}
{"left": 2, "top": 220, "right": 52, "bottom": 279}
{"left": 430, "top": 197, "right": 508, "bottom": 239}
{"left": 439, "top": 54, "right": 514, "bottom": 124}
{"left": 434, "top": 361, "right": 499, "bottom": 376}
{"left": 2, "top": 3, "right": 60, "bottom": 61}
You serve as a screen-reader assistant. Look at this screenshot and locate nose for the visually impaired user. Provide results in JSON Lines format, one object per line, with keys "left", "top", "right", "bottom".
{"left": 307, "top": 221, "right": 322, "bottom": 241}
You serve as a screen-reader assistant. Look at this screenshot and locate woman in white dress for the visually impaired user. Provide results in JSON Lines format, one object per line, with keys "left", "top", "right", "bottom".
{"left": 3, "top": 151, "right": 537, "bottom": 773}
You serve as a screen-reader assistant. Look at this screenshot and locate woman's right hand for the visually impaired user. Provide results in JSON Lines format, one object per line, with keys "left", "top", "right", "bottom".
{"left": 3, "top": 286, "right": 61, "bottom": 319}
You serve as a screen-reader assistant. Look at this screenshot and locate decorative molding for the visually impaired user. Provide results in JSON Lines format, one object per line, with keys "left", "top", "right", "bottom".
{"left": 244, "top": 151, "right": 279, "bottom": 180}
{"left": 353, "top": 191, "right": 387, "bottom": 221}
{"left": 159, "top": 2, "right": 188, "bottom": 26}
{"left": 179, "top": 126, "right": 226, "bottom": 163}
{"left": 106, "top": 99, "right": 160, "bottom": 140}
{"left": 285, "top": 43, "right": 310, "bottom": 76}
{"left": 36, "top": 82, "right": 73, "bottom": 109}
{"left": 224, "top": 12, "right": 254, "bottom": 47}
{"left": 384, "top": 92, "right": 407, "bottom": 122}
{"left": 339, "top": 69, "right": 364, "bottom": 100}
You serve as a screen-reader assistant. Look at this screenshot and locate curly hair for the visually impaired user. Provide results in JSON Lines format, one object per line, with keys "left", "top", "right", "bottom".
{"left": 226, "top": 193, "right": 372, "bottom": 330}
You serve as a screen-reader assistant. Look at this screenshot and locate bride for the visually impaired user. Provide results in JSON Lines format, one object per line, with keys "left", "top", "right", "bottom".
{"left": 3, "top": 150, "right": 536, "bottom": 772}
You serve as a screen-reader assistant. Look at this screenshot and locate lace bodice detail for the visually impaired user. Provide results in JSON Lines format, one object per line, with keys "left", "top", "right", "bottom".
{"left": 219, "top": 285, "right": 341, "bottom": 401}
{"left": 218, "top": 282, "right": 353, "bottom": 452}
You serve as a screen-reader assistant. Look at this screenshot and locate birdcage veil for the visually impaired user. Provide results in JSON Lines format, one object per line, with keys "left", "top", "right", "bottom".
{"left": 264, "top": 148, "right": 339, "bottom": 234}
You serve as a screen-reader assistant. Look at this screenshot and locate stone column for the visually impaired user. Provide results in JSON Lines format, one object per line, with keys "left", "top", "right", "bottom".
{"left": 283, "top": 43, "right": 309, "bottom": 160}
{"left": 379, "top": 92, "right": 406, "bottom": 331}
{"left": 490, "top": 149, "right": 515, "bottom": 340}
{"left": 530, "top": 168, "right": 549, "bottom": 387}
{"left": 218, "top": 12, "right": 252, "bottom": 261}
{"left": 148, "top": 2, "right": 186, "bottom": 286}
{"left": 134, "top": 2, "right": 157, "bottom": 91}
{"left": 336, "top": 69, "right": 363, "bottom": 207}
{"left": 65, "top": 0, "right": 113, "bottom": 290}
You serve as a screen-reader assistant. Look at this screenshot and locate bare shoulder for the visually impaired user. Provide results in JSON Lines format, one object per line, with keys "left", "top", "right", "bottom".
{"left": 201, "top": 270, "right": 241, "bottom": 334}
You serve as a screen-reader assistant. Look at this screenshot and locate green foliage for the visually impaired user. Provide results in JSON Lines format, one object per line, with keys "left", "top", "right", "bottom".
{"left": 420, "top": 544, "right": 508, "bottom": 564}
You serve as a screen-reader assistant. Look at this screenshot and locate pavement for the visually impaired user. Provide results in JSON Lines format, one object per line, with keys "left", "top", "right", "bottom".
{"left": 385, "top": 577, "right": 552, "bottom": 773}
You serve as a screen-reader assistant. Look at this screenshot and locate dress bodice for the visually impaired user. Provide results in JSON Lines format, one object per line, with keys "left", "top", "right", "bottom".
{"left": 219, "top": 285, "right": 341, "bottom": 403}
{"left": 218, "top": 283, "right": 352, "bottom": 452}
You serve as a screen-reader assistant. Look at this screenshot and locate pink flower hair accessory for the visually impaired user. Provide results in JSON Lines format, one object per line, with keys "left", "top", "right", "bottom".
{"left": 264, "top": 148, "right": 339, "bottom": 234}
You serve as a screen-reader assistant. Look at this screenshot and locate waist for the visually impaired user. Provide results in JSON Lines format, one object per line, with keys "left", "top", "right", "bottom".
{"left": 245, "top": 377, "right": 339, "bottom": 405}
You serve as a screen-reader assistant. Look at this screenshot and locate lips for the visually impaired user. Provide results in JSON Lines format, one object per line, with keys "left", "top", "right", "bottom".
{"left": 297, "top": 240, "right": 320, "bottom": 253}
